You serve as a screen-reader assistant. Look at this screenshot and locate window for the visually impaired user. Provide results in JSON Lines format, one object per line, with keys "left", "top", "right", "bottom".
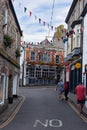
{"left": 39, "top": 53, "right": 51, "bottom": 62}
{"left": 4, "top": 76, "right": 8, "bottom": 100}
{"left": 43, "top": 53, "right": 47, "bottom": 62}
{"left": 77, "top": 35, "right": 80, "bottom": 47}
{"left": 4, "top": 9, "right": 8, "bottom": 33}
{"left": 15, "top": 31, "right": 18, "bottom": 49}
{"left": 36, "top": 69, "right": 41, "bottom": 77}
{"left": 56, "top": 55, "right": 60, "bottom": 63}
{"left": 42, "top": 69, "right": 48, "bottom": 77}
{"left": 39, "top": 53, "right": 43, "bottom": 62}
{"left": 0, "top": 75, "right": 4, "bottom": 104}
{"left": 48, "top": 54, "right": 51, "bottom": 62}
{"left": 29, "top": 68, "right": 34, "bottom": 77}
{"left": 26, "top": 68, "right": 29, "bottom": 76}
{"left": 31, "top": 51, "right": 35, "bottom": 61}
{"left": 49, "top": 69, "right": 55, "bottom": 78}
{"left": 72, "top": 36, "right": 75, "bottom": 49}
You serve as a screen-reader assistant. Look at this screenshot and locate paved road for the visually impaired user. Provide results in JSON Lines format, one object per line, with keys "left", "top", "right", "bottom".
{"left": 1, "top": 87, "right": 87, "bottom": 130}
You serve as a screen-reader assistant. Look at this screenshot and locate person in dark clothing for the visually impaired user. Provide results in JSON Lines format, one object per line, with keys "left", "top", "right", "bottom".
{"left": 64, "top": 81, "right": 69, "bottom": 101}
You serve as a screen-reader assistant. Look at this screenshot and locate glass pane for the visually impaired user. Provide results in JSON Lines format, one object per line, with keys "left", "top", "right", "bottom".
{"left": 0, "top": 75, "right": 4, "bottom": 103}
{"left": 31, "top": 51, "right": 35, "bottom": 61}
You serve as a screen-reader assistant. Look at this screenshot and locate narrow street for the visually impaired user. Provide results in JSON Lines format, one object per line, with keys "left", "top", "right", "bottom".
{"left": 1, "top": 87, "right": 87, "bottom": 130}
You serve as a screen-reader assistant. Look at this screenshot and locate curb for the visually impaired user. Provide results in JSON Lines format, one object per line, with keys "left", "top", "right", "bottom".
{"left": 0, "top": 96, "right": 25, "bottom": 129}
{"left": 68, "top": 98, "right": 87, "bottom": 122}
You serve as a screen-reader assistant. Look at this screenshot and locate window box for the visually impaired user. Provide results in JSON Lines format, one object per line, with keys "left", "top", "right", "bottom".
{"left": 15, "top": 48, "right": 21, "bottom": 58}
{"left": 4, "top": 34, "right": 13, "bottom": 48}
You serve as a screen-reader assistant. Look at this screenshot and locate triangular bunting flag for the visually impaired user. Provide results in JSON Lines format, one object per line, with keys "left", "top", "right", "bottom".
{"left": 24, "top": 7, "right": 27, "bottom": 12}
{"left": 29, "top": 11, "right": 32, "bottom": 16}
{"left": 39, "top": 18, "right": 41, "bottom": 23}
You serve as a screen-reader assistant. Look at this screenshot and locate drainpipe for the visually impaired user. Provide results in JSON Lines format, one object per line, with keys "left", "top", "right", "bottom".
{"left": 81, "top": 0, "right": 84, "bottom": 83}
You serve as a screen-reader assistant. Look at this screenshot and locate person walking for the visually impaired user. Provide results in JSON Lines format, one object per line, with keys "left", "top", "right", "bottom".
{"left": 64, "top": 81, "right": 69, "bottom": 101}
{"left": 56, "top": 79, "right": 64, "bottom": 100}
{"left": 75, "top": 82, "right": 86, "bottom": 114}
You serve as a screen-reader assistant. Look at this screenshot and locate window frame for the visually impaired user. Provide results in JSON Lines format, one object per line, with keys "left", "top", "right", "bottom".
{"left": 30, "top": 51, "right": 36, "bottom": 61}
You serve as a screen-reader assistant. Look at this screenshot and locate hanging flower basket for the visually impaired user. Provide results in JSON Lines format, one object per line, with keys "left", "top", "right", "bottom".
{"left": 4, "top": 34, "right": 13, "bottom": 48}
{"left": 15, "top": 48, "right": 21, "bottom": 58}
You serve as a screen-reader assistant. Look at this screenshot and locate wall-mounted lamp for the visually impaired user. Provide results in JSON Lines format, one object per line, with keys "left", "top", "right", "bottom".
{"left": 3, "top": 23, "right": 7, "bottom": 29}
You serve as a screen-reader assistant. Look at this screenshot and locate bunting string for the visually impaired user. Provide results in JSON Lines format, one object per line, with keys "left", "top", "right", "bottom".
{"left": 11, "top": 0, "right": 84, "bottom": 44}
{"left": 12, "top": 0, "right": 54, "bottom": 31}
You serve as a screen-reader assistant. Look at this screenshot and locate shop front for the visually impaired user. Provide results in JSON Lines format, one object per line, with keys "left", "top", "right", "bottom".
{"left": 69, "top": 59, "right": 82, "bottom": 93}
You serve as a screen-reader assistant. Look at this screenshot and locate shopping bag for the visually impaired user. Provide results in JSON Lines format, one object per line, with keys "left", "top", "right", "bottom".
{"left": 85, "top": 100, "right": 87, "bottom": 108}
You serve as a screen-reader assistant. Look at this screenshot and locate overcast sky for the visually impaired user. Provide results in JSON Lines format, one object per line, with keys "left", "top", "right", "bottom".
{"left": 12, "top": 0, "right": 73, "bottom": 43}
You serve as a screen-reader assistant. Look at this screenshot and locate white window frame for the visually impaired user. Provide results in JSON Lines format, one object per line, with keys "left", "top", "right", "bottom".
{"left": 15, "top": 32, "right": 18, "bottom": 49}
{"left": 77, "top": 35, "right": 81, "bottom": 47}
{"left": 5, "top": 76, "right": 9, "bottom": 100}
{"left": 0, "top": 74, "right": 5, "bottom": 104}
{"left": 30, "top": 51, "right": 36, "bottom": 61}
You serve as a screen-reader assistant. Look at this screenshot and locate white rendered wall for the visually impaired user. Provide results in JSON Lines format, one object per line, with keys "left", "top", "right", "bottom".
{"left": 82, "top": 13, "right": 87, "bottom": 86}
{"left": 13, "top": 74, "right": 17, "bottom": 95}
{"left": 64, "top": 41, "right": 68, "bottom": 57}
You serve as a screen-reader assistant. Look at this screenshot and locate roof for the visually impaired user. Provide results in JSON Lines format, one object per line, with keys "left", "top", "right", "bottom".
{"left": 8, "top": 0, "right": 22, "bottom": 36}
{"left": 70, "top": 3, "right": 87, "bottom": 28}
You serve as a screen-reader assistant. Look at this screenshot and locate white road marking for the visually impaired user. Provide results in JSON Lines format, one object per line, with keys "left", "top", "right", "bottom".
{"left": 49, "top": 119, "right": 62, "bottom": 127}
{"left": 34, "top": 119, "right": 63, "bottom": 127}
{"left": 34, "top": 120, "right": 48, "bottom": 127}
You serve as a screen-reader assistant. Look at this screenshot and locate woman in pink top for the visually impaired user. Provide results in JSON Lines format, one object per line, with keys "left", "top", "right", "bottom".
{"left": 75, "top": 82, "right": 86, "bottom": 114}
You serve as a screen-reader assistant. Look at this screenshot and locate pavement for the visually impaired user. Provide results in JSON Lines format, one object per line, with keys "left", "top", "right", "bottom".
{"left": 68, "top": 93, "right": 87, "bottom": 117}
{"left": 0, "top": 90, "right": 87, "bottom": 128}
{"left": 0, "top": 96, "right": 25, "bottom": 128}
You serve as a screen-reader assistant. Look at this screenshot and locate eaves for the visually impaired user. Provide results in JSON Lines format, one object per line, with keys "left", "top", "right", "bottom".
{"left": 65, "top": 0, "right": 78, "bottom": 23}
{"left": 71, "top": 3, "right": 87, "bottom": 28}
{"left": 8, "top": 0, "right": 22, "bottom": 36}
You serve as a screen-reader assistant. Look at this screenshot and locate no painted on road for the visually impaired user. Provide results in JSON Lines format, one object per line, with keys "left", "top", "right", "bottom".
{"left": 34, "top": 119, "right": 63, "bottom": 128}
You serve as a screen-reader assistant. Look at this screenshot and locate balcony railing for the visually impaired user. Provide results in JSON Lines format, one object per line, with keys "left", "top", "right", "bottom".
{"left": 67, "top": 53, "right": 73, "bottom": 61}
{"left": 72, "top": 47, "right": 82, "bottom": 57}
{"left": 64, "top": 53, "right": 73, "bottom": 63}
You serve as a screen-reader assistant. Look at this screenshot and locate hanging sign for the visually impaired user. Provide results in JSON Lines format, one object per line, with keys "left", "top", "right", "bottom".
{"left": 75, "top": 63, "right": 81, "bottom": 69}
